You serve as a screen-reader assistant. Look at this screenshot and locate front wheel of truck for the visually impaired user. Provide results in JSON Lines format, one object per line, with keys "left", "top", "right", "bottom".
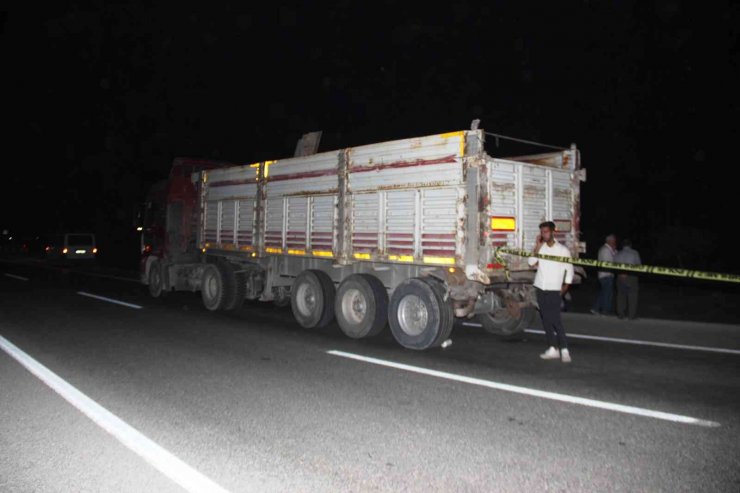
{"left": 148, "top": 259, "right": 165, "bottom": 298}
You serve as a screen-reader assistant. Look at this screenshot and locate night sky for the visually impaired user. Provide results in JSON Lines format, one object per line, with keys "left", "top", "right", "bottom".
{"left": 3, "top": 2, "right": 738, "bottom": 271}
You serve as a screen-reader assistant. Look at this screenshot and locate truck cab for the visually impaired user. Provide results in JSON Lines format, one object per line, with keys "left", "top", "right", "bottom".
{"left": 138, "top": 158, "right": 239, "bottom": 286}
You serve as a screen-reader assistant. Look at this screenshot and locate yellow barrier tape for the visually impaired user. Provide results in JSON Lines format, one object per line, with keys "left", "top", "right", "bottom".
{"left": 495, "top": 247, "right": 740, "bottom": 284}
{"left": 493, "top": 247, "right": 511, "bottom": 281}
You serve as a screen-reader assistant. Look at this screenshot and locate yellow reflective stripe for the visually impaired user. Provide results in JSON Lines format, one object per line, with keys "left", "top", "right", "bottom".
{"left": 265, "top": 247, "right": 282, "bottom": 254}
{"left": 423, "top": 256, "right": 456, "bottom": 265}
{"left": 353, "top": 253, "right": 371, "bottom": 260}
{"left": 312, "top": 250, "right": 334, "bottom": 258}
{"left": 263, "top": 160, "right": 277, "bottom": 179}
{"left": 439, "top": 130, "right": 465, "bottom": 157}
{"left": 388, "top": 255, "right": 414, "bottom": 262}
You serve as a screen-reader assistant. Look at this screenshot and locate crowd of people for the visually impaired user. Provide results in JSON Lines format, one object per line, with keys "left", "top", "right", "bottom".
{"left": 590, "top": 233, "right": 642, "bottom": 320}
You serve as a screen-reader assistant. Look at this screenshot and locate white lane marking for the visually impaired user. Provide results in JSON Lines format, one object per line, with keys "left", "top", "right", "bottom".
{"left": 4, "top": 273, "right": 29, "bottom": 281}
{"left": 78, "top": 291, "right": 143, "bottom": 310}
{"left": 462, "top": 322, "right": 740, "bottom": 356}
{"left": 523, "top": 329, "right": 740, "bottom": 356}
{"left": 327, "top": 350, "right": 719, "bottom": 428}
{"left": 0, "top": 334, "right": 231, "bottom": 493}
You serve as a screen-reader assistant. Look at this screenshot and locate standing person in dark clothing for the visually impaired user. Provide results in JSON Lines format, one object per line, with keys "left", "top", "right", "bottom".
{"left": 591, "top": 234, "right": 618, "bottom": 316}
{"left": 529, "top": 221, "right": 575, "bottom": 363}
{"left": 614, "top": 239, "right": 642, "bottom": 320}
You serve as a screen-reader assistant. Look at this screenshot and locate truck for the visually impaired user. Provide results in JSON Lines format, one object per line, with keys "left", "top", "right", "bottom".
{"left": 139, "top": 122, "right": 586, "bottom": 350}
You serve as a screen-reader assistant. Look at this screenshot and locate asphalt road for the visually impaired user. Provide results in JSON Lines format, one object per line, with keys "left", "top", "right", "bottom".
{"left": 1, "top": 259, "right": 739, "bottom": 492}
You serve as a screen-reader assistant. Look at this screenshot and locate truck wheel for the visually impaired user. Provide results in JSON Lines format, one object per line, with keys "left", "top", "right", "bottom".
{"left": 221, "top": 263, "right": 246, "bottom": 312}
{"left": 477, "top": 306, "right": 535, "bottom": 340}
{"left": 388, "top": 277, "right": 453, "bottom": 350}
{"left": 291, "top": 270, "right": 335, "bottom": 328}
{"left": 335, "top": 274, "right": 388, "bottom": 339}
{"left": 201, "top": 263, "right": 233, "bottom": 311}
{"left": 148, "top": 259, "right": 165, "bottom": 298}
{"left": 273, "top": 286, "right": 291, "bottom": 307}
{"left": 424, "top": 277, "right": 455, "bottom": 346}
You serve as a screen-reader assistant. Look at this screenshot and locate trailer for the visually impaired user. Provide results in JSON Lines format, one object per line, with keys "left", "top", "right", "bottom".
{"left": 140, "top": 123, "right": 586, "bottom": 349}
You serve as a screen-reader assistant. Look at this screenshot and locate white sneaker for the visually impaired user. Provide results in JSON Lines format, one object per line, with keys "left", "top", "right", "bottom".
{"left": 561, "top": 348, "right": 572, "bottom": 363}
{"left": 540, "top": 347, "right": 560, "bottom": 360}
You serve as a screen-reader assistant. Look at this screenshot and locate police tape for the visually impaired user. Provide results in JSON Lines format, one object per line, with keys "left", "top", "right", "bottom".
{"left": 494, "top": 247, "right": 740, "bottom": 284}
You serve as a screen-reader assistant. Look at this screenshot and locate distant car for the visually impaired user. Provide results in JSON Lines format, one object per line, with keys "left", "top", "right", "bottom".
{"left": 44, "top": 233, "right": 98, "bottom": 261}
{"left": 0, "top": 234, "right": 26, "bottom": 254}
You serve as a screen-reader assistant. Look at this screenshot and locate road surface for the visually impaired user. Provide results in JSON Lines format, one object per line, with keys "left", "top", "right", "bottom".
{"left": 1, "top": 259, "right": 739, "bottom": 492}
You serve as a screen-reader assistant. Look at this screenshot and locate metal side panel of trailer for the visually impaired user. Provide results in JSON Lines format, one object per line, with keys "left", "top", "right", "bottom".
{"left": 200, "top": 131, "right": 471, "bottom": 270}
{"left": 201, "top": 163, "right": 260, "bottom": 253}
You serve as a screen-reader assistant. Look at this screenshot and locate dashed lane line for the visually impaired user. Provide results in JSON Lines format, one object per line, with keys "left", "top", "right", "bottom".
{"left": 4, "top": 273, "right": 29, "bottom": 281}
{"left": 77, "top": 291, "right": 143, "bottom": 310}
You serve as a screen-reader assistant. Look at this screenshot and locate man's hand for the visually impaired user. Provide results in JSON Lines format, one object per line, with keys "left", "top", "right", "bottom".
{"left": 560, "top": 284, "right": 569, "bottom": 296}
{"left": 533, "top": 234, "right": 543, "bottom": 254}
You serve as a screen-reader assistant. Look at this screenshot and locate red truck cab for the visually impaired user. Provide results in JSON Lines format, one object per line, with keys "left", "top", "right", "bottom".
{"left": 139, "top": 158, "right": 238, "bottom": 283}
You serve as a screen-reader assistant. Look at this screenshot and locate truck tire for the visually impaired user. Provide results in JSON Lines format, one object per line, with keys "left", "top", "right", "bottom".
{"left": 148, "top": 259, "right": 165, "bottom": 298}
{"left": 201, "top": 263, "right": 234, "bottom": 311}
{"left": 273, "top": 286, "right": 291, "bottom": 307}
{"left": 291, "top": 270, "right": 335, "bottom": 329}
{"left": 424, "top": 277, "right": 455, "bottom": 347}
{"left": 335, "top": 274, "right": 388, "bottom": 339}
{"left": 477, "top": 306, "right": 535, "bottom": 340}
{"left": 221, "top": 263, "right": 246, "bottom": 312}
{"left": 388, "top": 277, "right": 454, "bottom": 350}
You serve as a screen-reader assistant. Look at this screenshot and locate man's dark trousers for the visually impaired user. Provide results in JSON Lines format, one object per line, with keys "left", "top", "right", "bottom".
{"left": 537, "top": 288, "right": 568, "bottom": 349}
{"left": 593, "top": 276, "right": 615, "bottom": 315}
{"left": 617, "top": 275, "right": 639, "bottom": 319}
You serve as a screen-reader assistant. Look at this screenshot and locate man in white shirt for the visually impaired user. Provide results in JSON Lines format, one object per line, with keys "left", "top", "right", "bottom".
{"left": 590, "top": 234, "right": 617, "bottom": 316}
{"left": 528, "top": 221, "right": 575, "bottom": 363}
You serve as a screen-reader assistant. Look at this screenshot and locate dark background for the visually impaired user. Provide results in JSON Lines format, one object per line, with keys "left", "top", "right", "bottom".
{"left": 2, "top": 2, "right": 738, "bottom": 273}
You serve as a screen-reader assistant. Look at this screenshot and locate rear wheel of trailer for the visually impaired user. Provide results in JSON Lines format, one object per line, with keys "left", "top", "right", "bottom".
{"left": 388, "top": 277, "right": 453, "bottom": 350}
{"left": 334, "top": 274, "right": 388, "bottom": 339}
{"left": 291, "top": 270, "right": 336, "bottom": 329}
{"left": 476, "top": 306, "right": 535, "bottom": 340}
